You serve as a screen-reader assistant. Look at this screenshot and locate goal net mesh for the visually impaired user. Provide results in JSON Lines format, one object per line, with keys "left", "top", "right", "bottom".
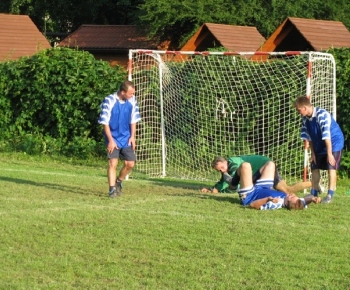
{"left": 129, "top": 50, "right": 335, "bottom": 184}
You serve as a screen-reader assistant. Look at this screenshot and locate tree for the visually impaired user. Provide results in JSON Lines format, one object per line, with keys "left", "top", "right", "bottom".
{"left": 0, "top": 0, "right": 143, "bottom": 39}
{"left": 138, "top": 0, "right": 350, "bottom": 50}
{"left": 137, "top": 0, "right": 247, "bottom": 49}
{"left": 1, "top": 0, "right": 350, "bottom": 50}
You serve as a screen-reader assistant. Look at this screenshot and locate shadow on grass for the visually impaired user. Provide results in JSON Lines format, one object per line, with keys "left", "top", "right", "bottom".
{"left": 137, "top": 176, "right": 220, "bottom": 190}
{"left": 164, "top": 191, "right": 242, "bottom": 205}
{"left": 0, "top": 176, "right": 91, "bottom": 196}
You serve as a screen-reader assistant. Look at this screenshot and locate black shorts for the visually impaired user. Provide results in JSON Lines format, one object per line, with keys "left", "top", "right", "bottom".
{"left": 107, "top": 146, "right": 136, "bottom": 161}
{"left": 311, "top": 150, "right": 342, "bottom": 170}
{"left": 251, "top": 167, "right": 283, "bottom": 187}
{"left": 233, "top": 167, "right": 283, "bottom": 187}
{"left": 273, "top": 168, "right": 283, "bottom": 187}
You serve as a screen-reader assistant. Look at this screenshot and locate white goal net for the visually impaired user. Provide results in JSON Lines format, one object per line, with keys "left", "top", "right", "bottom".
{"left": 128, "top": 50, "right": 336, "bottom": 184}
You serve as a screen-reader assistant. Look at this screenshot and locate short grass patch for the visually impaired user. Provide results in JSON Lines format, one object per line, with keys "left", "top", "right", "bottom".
{"left": 0, "top": 153, "right": 350, "bottom": 289}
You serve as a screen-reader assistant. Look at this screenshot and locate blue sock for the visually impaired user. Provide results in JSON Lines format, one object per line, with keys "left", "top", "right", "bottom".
{"left": 328, "top": 189, "right": 335, "bottom": 197}
{"left": 311, "top": 188, "right": 319, "bottom": 197}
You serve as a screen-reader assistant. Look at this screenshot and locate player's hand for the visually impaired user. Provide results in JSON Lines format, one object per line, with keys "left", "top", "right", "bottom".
{"left": 107, "top": 141, "right": 117, "bottom": 153}
{"left": 201, "top": 187, "right": 211, "bottom": 193}
{"left": 328, "top": 154, "right": 336, "bottom": 166}
{"left": 312, "top": 196, "right": 321, "bottom": 203}
{"left": 212, "top": 188, "right": 219, "bottom": 194}
{"left": 268, "top": 196, "right": 278, "bottom": 203}
{"left": 128, "top": 137, "right": 136, "bottom": 150}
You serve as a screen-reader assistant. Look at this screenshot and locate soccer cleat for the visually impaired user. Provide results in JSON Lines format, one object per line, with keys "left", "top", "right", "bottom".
{"left": 321, "top": 194, "right": 332, "bottom": 204}
{"left": 109, "top": 187, "right": 117, "bottom": 198}
{"left": 239, "top": 193, "right": 247, "bottom": 202}
{"left": 115, "top": 181, "right": 123, "bottom": 196}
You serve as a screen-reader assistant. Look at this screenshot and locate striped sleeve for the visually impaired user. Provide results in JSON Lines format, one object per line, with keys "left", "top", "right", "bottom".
{"left": 260, "top": 198, "right": 284, "bottom": 210}
{"left": 300, "top": 118, "right": 311, "bottom": 141}
{"left": 98, "top": 94, "right": 117, "bottom": 125}
{"left": 316, "top": 108, "right": 332, "bottom": 140}
{"left": 129, "top": 95, "right": 141, "bottom": 124}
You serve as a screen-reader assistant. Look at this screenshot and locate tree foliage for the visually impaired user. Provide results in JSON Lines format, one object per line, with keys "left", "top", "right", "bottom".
{"left": 138, "top": 0, "right": 350, "bottom": 49}
{"left": 0, "top": 0, "right": 143, "bottom": 35}
{"left": 1, "top": 0, "right": 350, "bottom": 49}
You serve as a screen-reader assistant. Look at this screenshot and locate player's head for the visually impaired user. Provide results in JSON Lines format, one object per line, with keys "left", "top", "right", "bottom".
{"left": 119, "top": 80, "right": 135, "bottom": 101}
{"left": 211, "top": 156, "right": 228, "bottom": 173}
{"left": 294, "top": 96, "right": 312, "bottom": 117}
{"left": 284, "top": 194, "right": 306, "bottom": 210}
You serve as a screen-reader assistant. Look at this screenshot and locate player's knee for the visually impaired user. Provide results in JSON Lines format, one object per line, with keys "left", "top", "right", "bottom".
{"left": 108, "top": 159, "right": 118, "bottom": 170}
{"left": 124, "top": 160, "right": 135, "bottom": 170}
{"left": 265, "top": 161, "right": 276, "bottom": 171}
{"left": 240, "top": 162, "right": 252, "bottom": 172}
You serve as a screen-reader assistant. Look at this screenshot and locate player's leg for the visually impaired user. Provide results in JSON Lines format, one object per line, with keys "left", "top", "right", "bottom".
{"left": 236, "top": 162, "right": 254, "bottom": 202}
{"left": 115, "top": 147, "right": 137, "bottom": 196}
{"left": 118, "top": 160, "right": 135, "bottom": 180}
{"left": 237, "top": 162, "right": 254, "bottom": 188}
{"left": 287, "top": 181, "right": 312, "bottom": 194}
{"left": 273, "top": 167, "right": 293, "bottom": 195}
{"left": 108, "top": 157, "right": 119, "bottom": 198}
{"left": 310, "top": 154, "right": 323, "bottom": 197}
{"left": 310, "top": 168, "right": 321, "bottom": 196}
{"left": 322, "top": 150, "right": 342, "bottom": 203}
{"left": 255, "top": 161, "right": 275, "bottom": 188}
{"left": 274, "top": 179, "right": 292, "bottom": 195}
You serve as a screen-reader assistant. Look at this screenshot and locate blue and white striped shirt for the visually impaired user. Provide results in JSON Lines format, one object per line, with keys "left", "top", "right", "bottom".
{"left": 301, "top": 107, "right": 344, "bottom": 154}
{"left": 98, "top": 92, "right": 141, "bottom": 148}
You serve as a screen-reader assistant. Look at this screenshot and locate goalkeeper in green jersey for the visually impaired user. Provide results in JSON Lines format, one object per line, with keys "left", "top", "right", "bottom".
{"left": 201, "top": 155, "right": 311, "bottom": 195}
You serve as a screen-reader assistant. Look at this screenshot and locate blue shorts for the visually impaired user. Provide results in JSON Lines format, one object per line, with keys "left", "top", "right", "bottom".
{"left": 242, "top": 186, "right": 287, "bottom": 206}
{"left": 107, "top": 146, "right": 136, "bottom": 161}
{"left": 311, "top": 150, "right": 342, "bottom": 170}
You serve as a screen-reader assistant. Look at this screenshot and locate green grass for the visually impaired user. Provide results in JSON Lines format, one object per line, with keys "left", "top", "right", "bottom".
{"left": 1, "top": 153, "right": 350, "bottom": 289}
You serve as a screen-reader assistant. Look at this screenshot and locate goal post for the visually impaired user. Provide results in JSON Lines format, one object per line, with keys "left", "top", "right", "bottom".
{"left": 128, "top": 50, "right": 336, "bottom": 184}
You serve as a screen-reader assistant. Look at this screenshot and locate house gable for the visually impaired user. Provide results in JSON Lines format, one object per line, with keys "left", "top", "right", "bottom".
{"left": 0, "top": 13, "right": 51, "bottom": 61}
{"left": 181, "top": 23, "right": 266, "bottom": 52}
{"left": 258, "top": 17, "right": 350, "bottom": 52}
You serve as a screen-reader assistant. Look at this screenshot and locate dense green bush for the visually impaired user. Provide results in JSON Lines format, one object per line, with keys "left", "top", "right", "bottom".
{"left": 0, "top": 47, "right": 127, "bottom": 158}
{"left": 328, "top": 48, "right": 350, "bottom": 176}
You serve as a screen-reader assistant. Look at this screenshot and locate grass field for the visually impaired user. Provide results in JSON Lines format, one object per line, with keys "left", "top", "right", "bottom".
{"left": 0, "top": 153, "right": 350, "bottom": 289}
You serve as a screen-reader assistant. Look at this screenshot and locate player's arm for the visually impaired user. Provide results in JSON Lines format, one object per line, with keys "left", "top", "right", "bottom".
{"left": 306, "top": 140, "right": 316, "bottom": 163}
{"left": 324, "top": 139, "right": 336, "bottom": 166}
{"left": 201, "top": 179, "right": 230, "bottom": 193}
{"left": 318, "top": 111, "right": 335, "bottom": 165}
{"left": 103, "top": 125, "right": 117, "bottom": 153}
{"left": 249, "top": 196, "right": 277, "bottom": 210}
{"left": 129, "top": 122, "right": 137, "bottom": 150}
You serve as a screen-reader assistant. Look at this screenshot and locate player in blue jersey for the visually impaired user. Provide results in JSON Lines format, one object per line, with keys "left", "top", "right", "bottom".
{"left": 294, "top": 96, "right": 344, "bottom": 203}
{"left": 201, "top": 155, "right": 311, "bottom": 197}
{"left": 233, "top": 161, "right": 320, "bottom": 210}
{"left": 98, "top": 80, "right": 141, "bottom": 198}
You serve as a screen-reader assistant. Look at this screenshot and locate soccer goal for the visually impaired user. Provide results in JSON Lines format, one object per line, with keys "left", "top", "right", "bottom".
{"left": 128, "top": 50, "right": 336, "bottom": 184}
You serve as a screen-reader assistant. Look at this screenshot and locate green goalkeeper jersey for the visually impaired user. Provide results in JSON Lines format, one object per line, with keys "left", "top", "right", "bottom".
{"left": 213, "top": 155, "right": 271, "bottom": 193}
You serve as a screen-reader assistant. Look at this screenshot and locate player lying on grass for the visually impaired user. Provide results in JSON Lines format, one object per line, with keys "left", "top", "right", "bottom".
{"left": 232, "top": 160, "right": 320, "bottom": 210}
{"left": 250, "top": 193, "right": 321, "bottom": 210}
{"left": 201, "top": 155, "right": 311, "bottom": 195}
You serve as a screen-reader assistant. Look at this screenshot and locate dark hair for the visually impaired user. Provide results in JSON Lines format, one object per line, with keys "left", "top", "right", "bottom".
{"left": 119, "top": 80, "right": 135, "bottom": 92}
